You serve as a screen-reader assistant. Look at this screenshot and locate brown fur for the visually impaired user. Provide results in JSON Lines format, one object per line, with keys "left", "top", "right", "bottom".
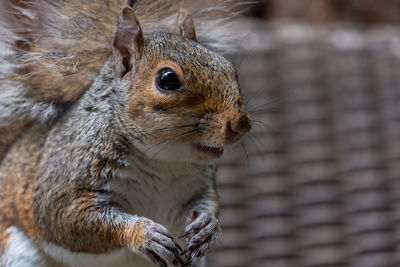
{"left": 0, "top": 124, "right": 46, "bottom": 252}
{"left": 0, "top": 0, "right": 244, "bottom": 167}
{"left": 125, "top": 33, "right": 250, "bottom": 148}
{"left": 0, "top": 120, "right": 29, "bottom": 162}
{"left": 0, "top": 2, "right": 251, "bottom": 265}
{"left": 0, "top": 123, "right": 138, "bottom": 253}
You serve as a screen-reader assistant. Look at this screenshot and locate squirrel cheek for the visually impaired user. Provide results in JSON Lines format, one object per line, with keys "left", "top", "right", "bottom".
{"left": 126, "top": 101, "right": 145, "bottom": 118}
{"left": 201, "top": 117, "right": 225, "bottom": 144}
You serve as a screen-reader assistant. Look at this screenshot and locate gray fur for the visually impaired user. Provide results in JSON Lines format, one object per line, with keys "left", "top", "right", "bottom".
{"left": 0, "top": 0, "right": 247, "bottom": 160}
{"left": 0, "top": 1, "right": 251, "bottom": 266}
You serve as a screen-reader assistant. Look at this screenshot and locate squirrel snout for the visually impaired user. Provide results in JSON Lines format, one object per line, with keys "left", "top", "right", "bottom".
{"left": 225, "top": 113, "right": 252, "bottom": 144}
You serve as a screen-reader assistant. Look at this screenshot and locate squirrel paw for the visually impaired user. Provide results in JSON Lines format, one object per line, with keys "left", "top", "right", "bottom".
{"left": 137, "top": 220, "right": 184, "bottom": 267}
{"left": 179, "top": 213, "right": 221, "bottom": 266}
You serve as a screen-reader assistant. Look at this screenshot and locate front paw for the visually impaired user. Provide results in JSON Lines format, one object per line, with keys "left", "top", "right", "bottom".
{"left": 180, "top": 213, "right": 221, "bottom": 266}
{"left": 134, "top": 219, "right": 183, "bottom": 267}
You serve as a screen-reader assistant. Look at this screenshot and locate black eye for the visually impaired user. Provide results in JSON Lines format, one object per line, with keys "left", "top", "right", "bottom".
{"left": 155, "top": 68, "right": 182, "bottom": 91}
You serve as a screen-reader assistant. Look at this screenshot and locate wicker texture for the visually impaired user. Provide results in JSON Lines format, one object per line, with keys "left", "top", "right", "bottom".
{"left": 207, "top": 23, "right": 400, "bottom": 267}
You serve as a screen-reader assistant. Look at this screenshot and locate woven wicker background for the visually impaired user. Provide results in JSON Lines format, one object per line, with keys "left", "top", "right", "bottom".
{"left": 207, "top": 23, "right": 400, "bottom": 267}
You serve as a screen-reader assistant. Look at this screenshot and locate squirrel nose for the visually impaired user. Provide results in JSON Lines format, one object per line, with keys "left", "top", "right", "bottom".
{"left": 225, "top": 113, "right": 252, "bottom": 144}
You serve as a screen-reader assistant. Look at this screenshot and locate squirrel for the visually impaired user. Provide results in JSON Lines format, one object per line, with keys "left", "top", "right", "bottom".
{"left": 0, "top": 0, "right": 252, "bottom": 266}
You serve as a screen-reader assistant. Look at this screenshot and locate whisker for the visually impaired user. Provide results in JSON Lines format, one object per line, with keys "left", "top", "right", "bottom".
{"left": 252, "top": 119, "right": 283, "bottom": 134}
{"left": 146, "top": 128, "right": 201, "bottom": 152}
{"left": 239, "top": 142, "right": 250, "bottom": 176}
{"left": 252, "top": 120, "right": 266, "bottom": 126}
{"left": 154, "top": 123, "right": 200, "bottom": 133}
{"left": 249, "top": 105, "right": 279, "bottom": 114}
{"left": 148, "top": 129, "right": 202, "bottom": 160}
{"left": 244, "top": 133, "right": 268, "bottom": 156}
{"left": 246, "top": 90, "right": 293, "bottom": 114}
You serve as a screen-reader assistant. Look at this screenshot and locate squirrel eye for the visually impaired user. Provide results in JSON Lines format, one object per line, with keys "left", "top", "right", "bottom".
{"left": 155, "top": 68, "right": 182, "bottom": 91}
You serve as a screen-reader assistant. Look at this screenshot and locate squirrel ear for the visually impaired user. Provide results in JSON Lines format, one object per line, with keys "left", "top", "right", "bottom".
{"left": 113, "top": 6, "right": 144, "bottom": 76}
{"left": 177, "top": 9, "right": 197, "bottom": 41}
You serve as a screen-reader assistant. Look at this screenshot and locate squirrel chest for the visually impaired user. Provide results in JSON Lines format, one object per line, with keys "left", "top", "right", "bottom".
{"left": 38, "top": 157, "right": 215, "bottom": 267}
{"left": 104, "top": 156, "right": 216, "bottom": 236}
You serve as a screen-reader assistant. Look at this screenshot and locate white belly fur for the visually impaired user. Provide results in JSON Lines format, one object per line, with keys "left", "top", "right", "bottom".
{"left": 3, "top": 226, "right": 157, "bottom": 267}
{"left": 3, "top": 159, "right": 214, "bottom": 267}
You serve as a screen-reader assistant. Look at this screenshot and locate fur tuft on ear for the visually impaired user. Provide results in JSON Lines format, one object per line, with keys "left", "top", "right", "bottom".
{"left": 113, "top": 6, "right": 144, "bottom": 77}
{"left": 177, "top": 8, "right": 197, "bottom": 41}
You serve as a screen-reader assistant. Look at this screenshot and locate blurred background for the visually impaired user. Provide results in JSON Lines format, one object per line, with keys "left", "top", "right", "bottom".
{"left": 196, "top": 1, "right": 400, "bottom": 267}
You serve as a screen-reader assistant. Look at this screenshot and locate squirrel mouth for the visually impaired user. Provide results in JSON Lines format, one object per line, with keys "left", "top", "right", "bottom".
{"left": 192, "top": 143, "right": 224, "bottom": 158}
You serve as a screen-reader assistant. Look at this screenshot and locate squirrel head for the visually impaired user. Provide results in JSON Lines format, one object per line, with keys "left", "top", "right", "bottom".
{"left": 113, "top": 6, "right": 252, "bottom": 162}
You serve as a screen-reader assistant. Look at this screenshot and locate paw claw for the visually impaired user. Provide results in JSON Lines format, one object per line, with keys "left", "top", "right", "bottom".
{"left": 174, "top": 240, "right": 183, "bottom": 251}
{"left": 180, "top": 247, "right": 191, "bottom": 256}
{"left": 178, "top": 232, "right": 189, "bottom": 239}
{"left": 136, "top": 219, "right": 183, "bottom": 266}
{"left": 181, "top": 213, "right": 221, "bottom": 264}
{"left": 184, "top": 249, "right": 200, "bottom": 266}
